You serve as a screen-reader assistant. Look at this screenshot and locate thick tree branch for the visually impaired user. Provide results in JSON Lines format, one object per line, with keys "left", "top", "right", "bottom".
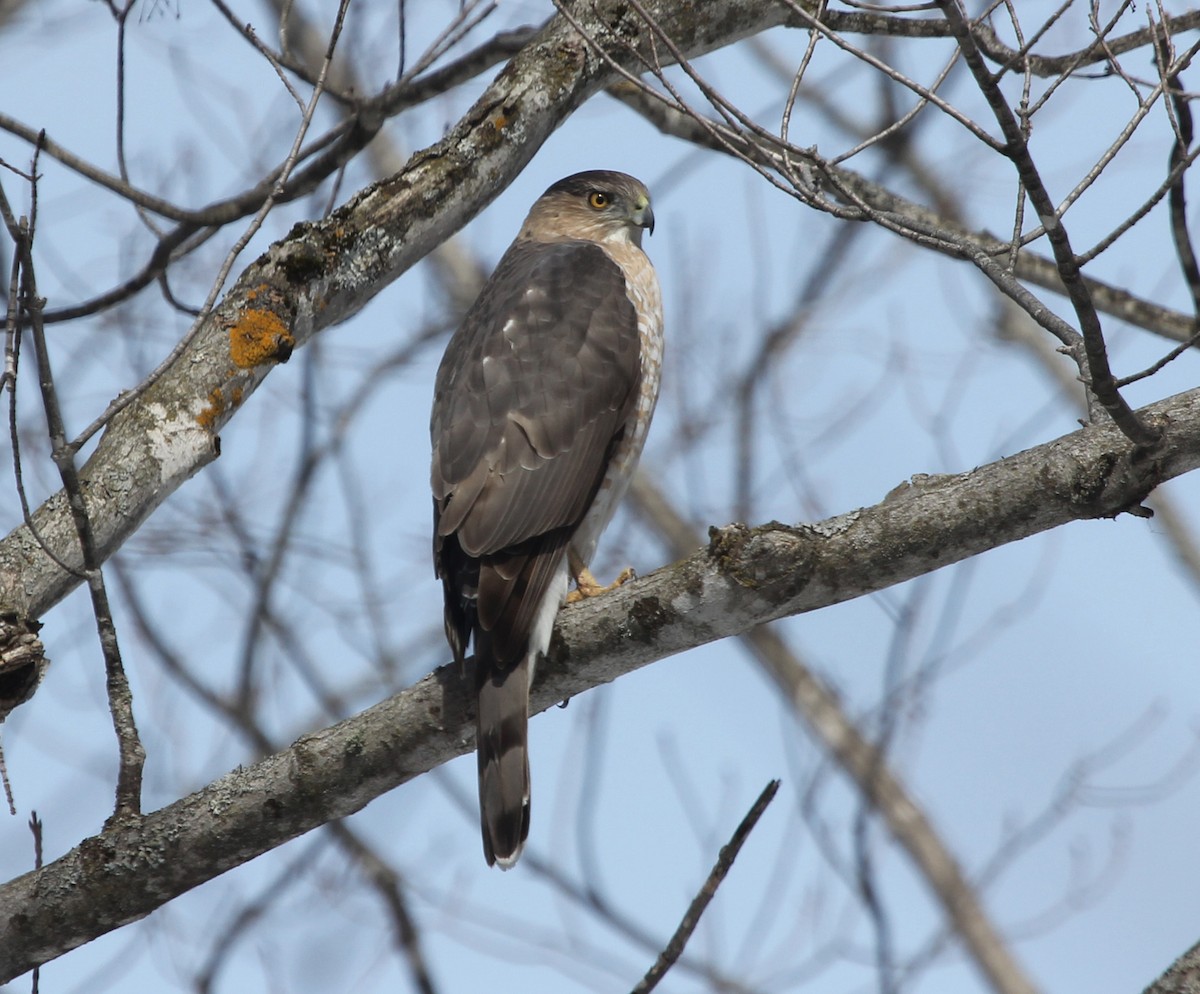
{"left": 2, "top": 383, "right": 1198, "bottom": 981}
{"left": 629, "top": 476, "right": 1040, "bottom": 994}
{"left": 0, "top": 0, "right": 802, "bottom": 624}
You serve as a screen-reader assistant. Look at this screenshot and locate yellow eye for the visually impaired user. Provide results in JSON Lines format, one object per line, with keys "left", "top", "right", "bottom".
{"left": 588, "top": 191, "right": 609, "bottom": 209}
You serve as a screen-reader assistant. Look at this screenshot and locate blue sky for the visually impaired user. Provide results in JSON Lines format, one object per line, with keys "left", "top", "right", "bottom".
{"left": 2, "top": 2, "right": 1199, "bottom": 993}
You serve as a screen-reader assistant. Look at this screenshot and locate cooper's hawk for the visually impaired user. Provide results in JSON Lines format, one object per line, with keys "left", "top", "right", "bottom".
{"left": 431, "top": 171, "right": 663, "bottom": 868}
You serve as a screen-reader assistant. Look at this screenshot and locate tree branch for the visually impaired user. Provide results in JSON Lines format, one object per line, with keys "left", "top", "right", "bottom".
{"left": 1145, "top": 938, "right": 1200, "bottom": 994}
{"left": 631, "top": 780, "right": 780, "bottom": 994}
{"left": 0, "top": 0, "right": 802, "bottom": 624}
{"left": 606, "top": 82, "right": 1200, "bottom": 345}
{"left": 2, "top": 383, "right": 1199, "bottom": 981}
{"left": 629, "top": 475, "right": 1041, "bottom": 994}
{"left": 937, "top": 0, "right": 1158, "bottom": 446}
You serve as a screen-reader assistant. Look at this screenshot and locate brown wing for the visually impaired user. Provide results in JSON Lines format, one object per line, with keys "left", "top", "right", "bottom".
{"left": 431, "top": 239, "right": 642, "bottom": 671}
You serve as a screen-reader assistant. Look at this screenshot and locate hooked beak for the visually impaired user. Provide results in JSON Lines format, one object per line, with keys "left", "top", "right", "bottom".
{"left": 633, "top": 198, "right": 655, "bottom": 236}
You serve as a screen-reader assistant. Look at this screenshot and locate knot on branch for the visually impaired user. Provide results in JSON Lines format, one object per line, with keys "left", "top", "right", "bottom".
{"left": 1051, "top": 438, "right": 1164, "bottom": 520}
{"left": 0, "top": 613, "right": 48, "bottom": 723}
{"left": 706, "top": 522, "right": 816, "bottom": 600}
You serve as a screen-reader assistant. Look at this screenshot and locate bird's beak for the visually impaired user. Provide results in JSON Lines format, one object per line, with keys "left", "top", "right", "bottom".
{"left": 634, "top": 199, "right": 655, "bottom": 236}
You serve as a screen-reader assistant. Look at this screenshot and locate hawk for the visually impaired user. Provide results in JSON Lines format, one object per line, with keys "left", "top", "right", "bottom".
{"left": 431, "top": 171, "right": 663, "bottom": 868}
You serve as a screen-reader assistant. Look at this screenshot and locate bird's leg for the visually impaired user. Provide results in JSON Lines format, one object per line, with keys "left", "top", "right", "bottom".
{"left": 565, "top": 550, "right": 635, "bottom": 604}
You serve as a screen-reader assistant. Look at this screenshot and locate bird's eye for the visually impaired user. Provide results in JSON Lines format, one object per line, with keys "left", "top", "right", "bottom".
{"left": 588, "top": 191, "right": 609, "bottom": 209}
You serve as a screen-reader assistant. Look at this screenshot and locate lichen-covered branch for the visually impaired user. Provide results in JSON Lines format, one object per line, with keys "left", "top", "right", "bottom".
{"left": 0, "top": 0, "right": 802, "bottom": 624}
{"left": 1145, "top": 939, "right": 1200, "bottom": 994}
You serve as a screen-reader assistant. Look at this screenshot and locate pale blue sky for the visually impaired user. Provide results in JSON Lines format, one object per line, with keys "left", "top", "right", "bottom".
{"left": 2, "top": 3, "right": 1199, "bottom": 993}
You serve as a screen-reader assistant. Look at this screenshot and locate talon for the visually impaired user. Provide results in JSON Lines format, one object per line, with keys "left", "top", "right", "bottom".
{"left": 565, "top": 565, "right": 635, "bottom": 604}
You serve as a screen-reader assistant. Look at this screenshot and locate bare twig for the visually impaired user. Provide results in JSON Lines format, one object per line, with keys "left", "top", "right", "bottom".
{"left": 1159, "top": 23, "right": 1200, "bottom": 324}
{"left": 937, "top": 0, "right": 1158, "bottom": 445}
{"left": 15, "top": 152, "right": 144, "bottom": 819}
{"left": 29, "top": 810, "right": 41, "bottom": 994}
{"left": 608, "top": 82, "right": 1199, "bottom": 346}
{"left": 630, "top": 781, "right": 780, "bottom": 994}
{"left": 974, "top": 6, "right": 1199, "bottom": 78}
{"left": 109, "top": 0, "right": 164, "bottom": 238}
{"left": 0, "top": 740, "right": 12, "bottom": 815}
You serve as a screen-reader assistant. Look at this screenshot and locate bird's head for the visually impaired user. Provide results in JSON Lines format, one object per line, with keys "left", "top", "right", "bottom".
{"left": 523, "top": 170, "right": 655, "bottom": 248}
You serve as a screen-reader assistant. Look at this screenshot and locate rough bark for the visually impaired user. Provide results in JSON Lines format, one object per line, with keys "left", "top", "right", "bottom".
{"left": 1144, "top": 940, "right": 1200, "bottom": 994}
{"left": 0, "top": 383, "right": 1194, "bottom": 982}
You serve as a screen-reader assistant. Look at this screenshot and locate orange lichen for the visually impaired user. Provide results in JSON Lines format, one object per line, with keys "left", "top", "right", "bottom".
{"left": 230, "top": 308, "right": 294, "bottom": 368}
{"left": 196, "top": 387, "right": 225, "bottom": 430}
{"left": 489, "top": 105, "right": 516, "bottom": 132}
{"left": 197, "top": 383, "right": 247, "bottom": 430}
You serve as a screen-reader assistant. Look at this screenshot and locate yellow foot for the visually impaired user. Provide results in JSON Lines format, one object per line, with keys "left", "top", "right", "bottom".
{"left": 565, "top": 566, "right": 635, "bottom": 604}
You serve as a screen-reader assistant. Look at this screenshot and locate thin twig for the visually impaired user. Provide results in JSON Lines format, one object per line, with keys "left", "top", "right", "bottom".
{"left": 20, "top": 144, "right": 145, "bottom": 819}
{"left": 936, "top": 0, "right": 1160, "bottom": 446}
{"left": 1159, "top": 14, "right": 1200, "bottom": 324}
{"left": 29, "top": 810, "right": 41, "bottom": 994}
{"left": 610, "top": 81, "right": 1199, "bottom": 344}
{"left": 0, "top": 177, "right": 87, "bottom": 580}
{"left": 1116, "top": 331, "right": 1200, "bottom": 388}
{"left": 630, "top": 780, "right": 780, "bottom": 994}
{"left": 109, "top": 0, "right": 163, "bottom": 238}
{"left": 0, "top": 740, "right": 13, "bottom": 816}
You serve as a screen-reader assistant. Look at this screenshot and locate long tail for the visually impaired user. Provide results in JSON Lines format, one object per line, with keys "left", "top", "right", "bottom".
{"left": 476, "top": 654, "right": 531, "bottom": 869}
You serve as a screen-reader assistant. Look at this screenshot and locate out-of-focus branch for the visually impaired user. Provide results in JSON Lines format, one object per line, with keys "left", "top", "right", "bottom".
{"left": 631, "top": 780, "right": 780, "bottom": 994}
{"left": 628, "top": 475, "right": 1040, "bottom": 994}
{"left": 113, "top": 558, "right": 440, "bottom": 994}
{"left": 4, "top": 382, "right": 1200, "bottom": 980}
